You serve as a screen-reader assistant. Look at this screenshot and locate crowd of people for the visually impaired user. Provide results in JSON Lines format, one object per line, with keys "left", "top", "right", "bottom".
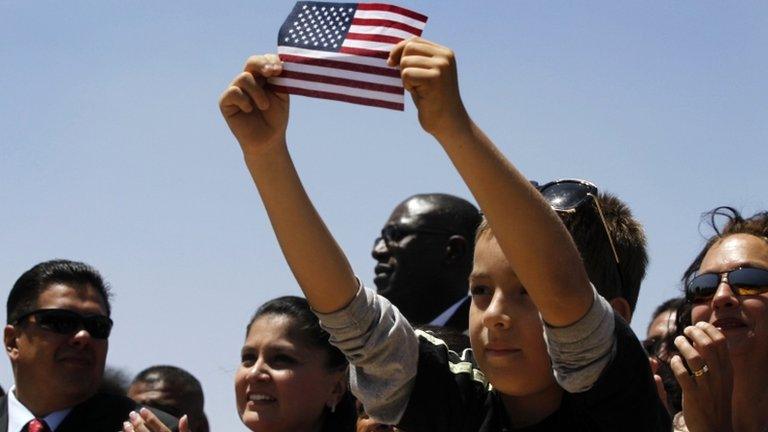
{"left": 3, "top": 37, "right": 767, "bottom": 432}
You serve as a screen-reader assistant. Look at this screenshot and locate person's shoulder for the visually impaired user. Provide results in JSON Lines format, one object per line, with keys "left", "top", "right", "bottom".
{"left": 397, "top": 331, "right": 490, "bottom": 432}
{"left": 62, "top": 393, "right": 178, "bottom": 431}
{"left": 571, "top": 313, "right": 671, "bottom": 430}
{"left": 416, "top": 329, "right": 483, "bottom": 381}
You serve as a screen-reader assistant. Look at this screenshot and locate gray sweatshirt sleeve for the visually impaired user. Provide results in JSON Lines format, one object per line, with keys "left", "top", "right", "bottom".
{"left": 543, "top": 285, "right": 617, "bottom": 393}
{"left": 314, "top": 283, "right": 418, "bottom": 425}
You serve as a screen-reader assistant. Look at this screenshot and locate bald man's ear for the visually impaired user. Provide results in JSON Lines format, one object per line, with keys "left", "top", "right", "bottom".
{"left": 444, "top": 236, "right": 468, "bottom": 265}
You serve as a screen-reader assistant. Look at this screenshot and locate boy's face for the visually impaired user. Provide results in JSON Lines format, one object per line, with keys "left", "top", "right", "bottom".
{"left": 469, "top": 234, "right": 558, "bottom": 396}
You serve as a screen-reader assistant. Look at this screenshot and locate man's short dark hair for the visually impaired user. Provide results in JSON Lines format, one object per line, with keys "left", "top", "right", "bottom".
{"left": 132, "top": 365, "right": 205, "bottom": 417}
{"left": 559, "top": 192, "right": 648, "bottom": 312}
{"left": 7, "top": 259, "right": 112, "bottom": 324}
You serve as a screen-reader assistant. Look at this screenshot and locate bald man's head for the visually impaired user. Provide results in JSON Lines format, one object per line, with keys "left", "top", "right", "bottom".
{"left": 372, "top": 194, "right": 481, "bottom": 324}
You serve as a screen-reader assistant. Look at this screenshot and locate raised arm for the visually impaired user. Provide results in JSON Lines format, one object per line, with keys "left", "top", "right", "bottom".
{"left": 389, "top": 38, "right": 591, "bottom": 327}
{"left": 219, "top": 55, "right": 358, "bottom": 313}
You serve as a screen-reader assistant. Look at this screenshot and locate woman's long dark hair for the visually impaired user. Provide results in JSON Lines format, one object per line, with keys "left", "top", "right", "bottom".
{"left": 246, "top": 296, "right": 355, "bottom": 431}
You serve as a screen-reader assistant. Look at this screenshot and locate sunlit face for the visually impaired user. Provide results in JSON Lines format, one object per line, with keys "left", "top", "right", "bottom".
{"left": 468, "top": 234, "right": 558, "bottom": 396}
{"left": 234, "top": 314, "right": 345, "bottom": 432}
{"left": 5, "top": 283, "right": 108, "bottom": 412}
{"left": 691, "top": 234, "right": 768, "bottom": 358}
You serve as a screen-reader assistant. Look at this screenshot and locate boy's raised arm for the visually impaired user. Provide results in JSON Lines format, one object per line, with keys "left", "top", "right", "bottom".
{"left": 390, "top": 38, "right": 592, "bottom": 327}
{"left": 219, "top": 55, "right": 358, "bottom": 313}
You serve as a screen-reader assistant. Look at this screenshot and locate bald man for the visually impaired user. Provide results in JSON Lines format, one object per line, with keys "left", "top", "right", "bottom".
{"left": 372, "top": 194, "right": 481, "bottom": 331}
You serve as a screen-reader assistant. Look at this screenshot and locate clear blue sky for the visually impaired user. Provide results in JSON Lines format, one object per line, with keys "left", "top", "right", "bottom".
{"left": 2, "top": 1, "right": 766, "bottom": 429}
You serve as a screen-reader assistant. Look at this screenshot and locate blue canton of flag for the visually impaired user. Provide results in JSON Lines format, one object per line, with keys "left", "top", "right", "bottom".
{"left": 279, "top": 3, "right": 358, "bottom": 52}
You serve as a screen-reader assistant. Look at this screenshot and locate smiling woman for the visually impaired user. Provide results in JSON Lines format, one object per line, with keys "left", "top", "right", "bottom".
{"left": 235, "top": 296, "right": 355, "bottom": 432}
{"left": 670, "top": 207, "right": 768, "bottom": 431}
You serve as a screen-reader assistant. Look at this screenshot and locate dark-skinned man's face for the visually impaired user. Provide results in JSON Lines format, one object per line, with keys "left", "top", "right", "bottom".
{"left": 372, "top": 198, "right": 451, "bottom": 322}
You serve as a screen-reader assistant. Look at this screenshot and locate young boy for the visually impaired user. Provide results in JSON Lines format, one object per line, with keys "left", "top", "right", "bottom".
{"left": 219, "top": 39, "right": 670, "bottom": 431}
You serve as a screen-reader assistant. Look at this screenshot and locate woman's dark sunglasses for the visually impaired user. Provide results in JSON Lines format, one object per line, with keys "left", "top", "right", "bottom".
{"left": 14, "top": 308, "right": 113, "bottom": 339}
{"left": 686, "top": 267, "right": 768, "bottom": 303}
{"left": 538, "top": 179, "right": 624, "bottom": 292}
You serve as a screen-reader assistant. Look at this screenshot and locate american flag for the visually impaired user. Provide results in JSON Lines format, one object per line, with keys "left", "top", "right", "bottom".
{"left": 267, "top": 1, "right": 428, "bottom": 111}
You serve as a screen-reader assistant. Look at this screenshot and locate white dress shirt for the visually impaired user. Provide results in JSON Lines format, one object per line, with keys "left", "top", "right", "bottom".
{"left": 7, "top": 386, "right": 71, "bottom": 432}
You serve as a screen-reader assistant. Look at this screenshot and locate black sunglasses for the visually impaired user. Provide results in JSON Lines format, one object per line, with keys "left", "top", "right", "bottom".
{"left": 538, "top": 179, "right": 624, "bottom": 291}
{"left": 686, "top": 267, "right": 768, "bottom": 303}
{"left": 14, "top": 308, "right": 113, "bottom": 339}
{"left": 376, "top": 225, "right": 454, "bottom": 246}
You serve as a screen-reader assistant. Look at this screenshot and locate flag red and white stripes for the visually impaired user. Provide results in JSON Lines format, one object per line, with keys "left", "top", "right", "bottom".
{"left": 268, "top": 2, "right": 428, "bottom": 110}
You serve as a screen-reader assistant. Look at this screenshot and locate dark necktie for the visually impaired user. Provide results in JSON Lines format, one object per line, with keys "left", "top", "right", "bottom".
{"left": 25, "top": 419, "right": 52, "bottom": 432}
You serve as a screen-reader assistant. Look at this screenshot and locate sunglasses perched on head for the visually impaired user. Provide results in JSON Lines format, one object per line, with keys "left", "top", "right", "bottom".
{"left": 685, "top": 267, "right": 768, "bottom": 303}
{"left": 538, "top": 179, "right": 624, "bottom": 291}
{"left": 13, "top": 308, "right": 113, "bottom": 339}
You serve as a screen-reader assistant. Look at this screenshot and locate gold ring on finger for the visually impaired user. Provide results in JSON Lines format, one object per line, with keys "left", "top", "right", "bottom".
{"left": 692, "top": 364, "right": 709, "bottom": 377}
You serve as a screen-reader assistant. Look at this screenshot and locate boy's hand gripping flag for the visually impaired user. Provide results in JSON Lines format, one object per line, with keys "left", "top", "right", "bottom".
{"left": 268, "top": 1, "right": 428, "bottom": 111}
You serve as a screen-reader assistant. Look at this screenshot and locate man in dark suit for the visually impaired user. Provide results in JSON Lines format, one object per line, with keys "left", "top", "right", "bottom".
{"left": 1, "top": 260, "right": 177, "bottom": 432}
{"left": 372, "top": 194, "right": 481, "bottom": 332}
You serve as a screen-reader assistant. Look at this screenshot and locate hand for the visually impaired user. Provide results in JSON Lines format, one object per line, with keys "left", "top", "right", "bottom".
{"left": 219, "top": 54, "right": 290, "bottom": 158}
{"left": 122, "top": 408, "right": 189, "bottom": 432}
{"left": 388, "top": 37, "right": 470, "bottom": 138}
{"left": 649, "top": 357, "right": 671, "bottom": 414}
{"left": 670, "top": 322, "right": 733, "bottom": 432}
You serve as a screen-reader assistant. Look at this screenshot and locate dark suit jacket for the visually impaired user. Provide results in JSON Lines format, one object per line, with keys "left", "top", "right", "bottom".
{"left": 0, "top": 392, "right": 178, "bottom": 432}
{"left": 442, "top": 296, "right": 470, "bottom": 332}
